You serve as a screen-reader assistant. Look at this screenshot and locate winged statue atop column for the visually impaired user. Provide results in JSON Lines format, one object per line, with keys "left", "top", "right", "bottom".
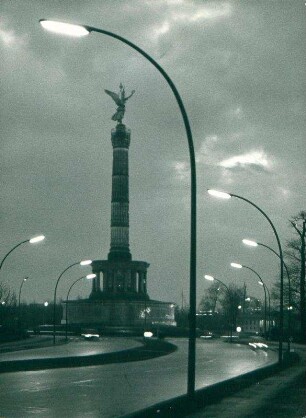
{"left": 105, "top": 83, "right": 135, "bottom": 124}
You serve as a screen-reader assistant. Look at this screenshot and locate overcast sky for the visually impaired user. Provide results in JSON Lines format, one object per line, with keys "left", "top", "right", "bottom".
{"left": 1, "top": 1, "right": 305, "bottom": 308}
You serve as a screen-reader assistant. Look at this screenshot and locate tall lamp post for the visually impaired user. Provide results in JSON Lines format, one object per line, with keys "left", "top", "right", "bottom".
{"left": 18, "top": 277, "right": 29, "bottom": 329}
{"left": 258, "top": 280, "right": 271, "bottom": 338}
{"left": 231, "top": 263, "right": 269, "bottom": 338}
{"left": 43, "top": 301, "right": 49, "bottom": 325}
{"left": 242, "top": 238, "right": 292, "bottom": 349}
{"left": 0, "top": 235, "right": 45, "bottom": 272}
{"left": 53, "top": 259, "right": 92, "bottom": 345}
{"left": 208, "top": 189, "right": 284, "bottom": 365}
{"left": 40, "top": 19, "right": 197, "bottom": 398}
{"left": 204, "top": 275, "right": 233, "bottom": 342}
{"left": 65, "top": 273, "right": 96, "bottom": 341}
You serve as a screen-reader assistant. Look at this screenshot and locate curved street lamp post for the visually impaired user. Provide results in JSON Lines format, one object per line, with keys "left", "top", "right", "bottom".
{"left": 204, "top": 275, "right": 234, "bottom": 342}
{"left": 40, "top": 19, "right": 197, "bottom": 399}
{"left": 65, "top": 274, "right": 96, "bottom": 341}
{"left": 208, "top": 190, "right": 284, "bottom": 365}
{"left": 243, "top": 238, "right": 292, "bottom": 350}
{"left": 231, "top": 263, "right": 270, "bottom": 338}
{"left": 0, "top": 235, "right": 45, "bottom": 272}
{"left": 43, "top": 301, "right": 49, "bottom": 325}
{"left": 258, "top": 280, "right": 271, "bottom": 338}
{"left": 53, "top": 260, "right": 92, "bottom": 345}
{"left": 18, "top": 277, "right": 29, "bottom": 329}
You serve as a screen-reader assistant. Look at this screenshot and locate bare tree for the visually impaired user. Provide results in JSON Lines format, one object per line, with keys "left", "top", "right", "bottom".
{"left": 219, "top": 284, "right": 245, "bottom": 331}
{"left": 288, "top": 211, "right": 306, "bottom": 342}
{"left": 0, "top": 282, "right": 17, "bottom": 306}
{"left": 198, "top": 281, "right": 221, "bottom": 313}
{"left": 272, "top": 211, "right": 306, "bottom": 341}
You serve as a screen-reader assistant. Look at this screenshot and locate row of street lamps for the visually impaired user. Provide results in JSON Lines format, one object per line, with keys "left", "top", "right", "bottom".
{"left": 0, "top": 235, "right": 93, "bottom": 344}
{"left": 242, "top": 238, "right": 292, "bottom": 351}
{"left": 204, "top": 275, "right": 234, "bottom": 341}
{"left": 52, "top": 260, "right": 93, "bottom": 345}
{"left": 1, "top": 236, "right": 45, "bottom": 326}
{"left": 231, "top": 263, "right": 271, "bottom": 339}
{"left": 207, "top": 189, "right": 284, "bottom": 367}
{"left": 204, "top": 265, "right": 271, "bottom": 341}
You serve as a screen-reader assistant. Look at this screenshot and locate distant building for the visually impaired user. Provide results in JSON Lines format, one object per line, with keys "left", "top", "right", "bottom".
{"left": 196, "top": 309, "right": 276, "bottom": 337}
{"left": 239, "top": 313, "right": 262, "bottom": 334}
{"left": 239, "top": 313, "right": 275, "bottom": 335}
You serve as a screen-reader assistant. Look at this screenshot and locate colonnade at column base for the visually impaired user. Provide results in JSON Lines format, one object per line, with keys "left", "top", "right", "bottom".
{"left": 90, "top": 259, "right": 150, "bottom": 299}
{"left": 62, "top": 298, "right": 176, "bottom": 328}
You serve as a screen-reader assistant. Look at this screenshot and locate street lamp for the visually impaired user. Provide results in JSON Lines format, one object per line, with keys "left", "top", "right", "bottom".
{"left": 18, "top": 277, "right": 28, "bottom": 309}
{"left": 43, "top": 301, "right": 49, "bottom": 325}
{"left": 18, "top": 277, "right": 29, "bottom": 329}
{"left": 0, "top": 301, "right": 6, "bottom": 325}
{"left": 204, "top": 275, "right": 234, "bottom": 341}
{"left": 0, "top": 235, "right": 45, "bottom": 272}
{"left": 242, "top": 238, "right": 292, "bottom": 349}
{"left": 208, "top": 189, "right": 284, "bottom": 364}
{"left": 231, "top": 263, "right": 269, "bottom": 339}
{"left": 40, "top": 20, "right": 89, "bottom": 37}
{"left": 65, "top": 273, "right": 96, "bottom": 341}
{"left": 40, "top": 19, "right": 197, "bottom": 398}
{"left": 53, "top": 259, "right": 92, "bottom": 344}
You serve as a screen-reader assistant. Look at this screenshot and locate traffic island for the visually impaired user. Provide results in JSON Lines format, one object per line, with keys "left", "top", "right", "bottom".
{"left": 0, "top": 338, "right": 177, "bottom": 373}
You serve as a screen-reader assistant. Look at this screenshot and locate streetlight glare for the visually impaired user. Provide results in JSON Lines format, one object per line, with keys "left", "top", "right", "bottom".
{"left": 207, "top": 189, "right": 231, "bottom": 199}
{"left": 86, "top": 274, "right": 96, "bottom": 279}
{"left": 29, "top": 235, "right": 45, "bottom": 244}
{"left": 242, "top": 239, "right": 258, "bottom": 247}
{"left": 204, "top": 274, "right": 215, "bottom": 281}
{"left": 80, "top": 259, "right": 92, "bottom": 266}
{"left": 231, "top": 262, "right": 243, "bottom": 269}
{"left": 44, "top": 301, "right": 49, "bottom": 307}
{"left": 39, "top": 20, "right": 89, "bottom": 37}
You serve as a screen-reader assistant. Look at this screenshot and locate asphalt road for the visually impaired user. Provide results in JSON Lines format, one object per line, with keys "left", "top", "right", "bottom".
{"left": 0, "top": 339, "right": 277, "bottom": 417}
{"left": 0, "top": 336, "right": 143, "bottom": 360}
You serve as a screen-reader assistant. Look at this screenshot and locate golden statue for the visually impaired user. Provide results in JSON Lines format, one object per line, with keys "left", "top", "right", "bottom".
{"left": 105, "top": 83, "right": 135, "bottom": 124}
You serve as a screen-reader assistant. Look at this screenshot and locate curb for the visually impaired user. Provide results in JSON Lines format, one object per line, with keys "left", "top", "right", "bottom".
{"left": 0, "top": 338, "right": 177, "bottom": 373}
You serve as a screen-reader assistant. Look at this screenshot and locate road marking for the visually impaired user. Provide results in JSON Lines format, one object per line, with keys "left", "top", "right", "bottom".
{"left": 72, "top": 379, "right": 93, "bottom": 384}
